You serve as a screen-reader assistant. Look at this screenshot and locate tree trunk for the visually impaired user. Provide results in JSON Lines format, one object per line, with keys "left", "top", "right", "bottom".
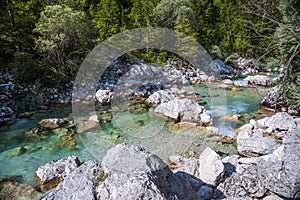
{"left": 5, "top": 0, "right": 19, "bottom": 52}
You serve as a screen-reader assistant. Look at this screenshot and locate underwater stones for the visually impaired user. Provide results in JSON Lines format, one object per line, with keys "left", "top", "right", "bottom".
{"left": 145, "top": 90, "right": 176, "bottom": 106}
{"left": 17, "top": 111, "right": 34, "bottom": 118}
{"left": 76, "top": 119, "right": 100, "bottom": 133}
{"left": 127, "top": 98, "right": 148, "bottom": 114}
{"left": 217, "top": 84, "right": 232, "bottom": 90}
{"left": 154, "top": 98, "right": 212, "bottom": 126}
{"left": 222, "top": 79, "right": 234, "bottom": 85}
{"left": 95, "top": 89, "right": 113, "bottom": 105}
{"left": 0, "top": 182, "right": 42, "bottom": 200}
{"left": 39, "top": 118, "right": 69, "bottom": 129}
{"left": 5, "top": 147, "right": 27, "bottom": 158}
{"left": 35, "top": 155, "right": 80, "bottom": 193}
{"left": 25, "top": 127, "right": 48, "bottom": 140}
{"left": 59, "top": 132, "right": 76, "bottom": 147}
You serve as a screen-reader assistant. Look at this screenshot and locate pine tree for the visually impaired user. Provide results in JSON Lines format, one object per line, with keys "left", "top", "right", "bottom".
{"left": 93, "top": 0, "right": 121, "bottom": 41}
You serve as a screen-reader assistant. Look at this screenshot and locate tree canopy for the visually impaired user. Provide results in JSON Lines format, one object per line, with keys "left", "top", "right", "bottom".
{"left": 0, "top": 0, "right": 299, "bottom": 107}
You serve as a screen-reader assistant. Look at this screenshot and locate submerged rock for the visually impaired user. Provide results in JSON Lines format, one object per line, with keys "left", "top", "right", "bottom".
{"left": 39, "top": 118, "right": 69, "bottom": 129}
{"left": 35, "top": 155, "right": 80, "bottom": 193}
{"left": 76, "top": 119, "right": 100, "bottom": 133}
{"left": 5, "top": 147, "right": 27, "bottom": 158}
{"left": 0, "top": 182, "right": 42, "bottom": 200}
{"left": 154, "top": 98, "right": 212, "bottom": 126}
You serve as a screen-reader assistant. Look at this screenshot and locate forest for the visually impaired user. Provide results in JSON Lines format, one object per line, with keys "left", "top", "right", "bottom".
{"left": 0, "top": 0, "right": 299, "bottom": 107}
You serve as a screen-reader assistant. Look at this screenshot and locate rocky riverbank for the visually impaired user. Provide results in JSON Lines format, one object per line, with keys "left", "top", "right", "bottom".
{"left": 1, "top": 111, "right": 299, "bottom": 199}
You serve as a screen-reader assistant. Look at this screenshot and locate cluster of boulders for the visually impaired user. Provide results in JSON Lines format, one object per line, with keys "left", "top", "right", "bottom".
{"left": 218, "top": 112, "right": 300, "bottom": 199}
{"left": 91, "top": 58, "right": 237, "bottom": 105}
{"left": 1, "top": 112, "right": 299, "bottom": 199}
{"left": 244, "top": 75, "right": 276, "bottom": 87}
{"left": 260, "top": 86, "right": 300, "bottom": 116}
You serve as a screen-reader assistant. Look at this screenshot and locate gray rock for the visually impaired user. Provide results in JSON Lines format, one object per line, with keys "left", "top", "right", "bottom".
{"left": 217, "top": 157, "right": 267, "bottom": 198}
{"left": 145, "top": 90, "right": 177, "bottom": 106}
{"left": 260, "top": 86, "right": 299, "bottom": 115}
{"left": 173, "top": 158, "right": 200, "bottom": 178}
{"left": 237, "top": 136, "right": 280, "bottom": 157}
{"left": 262, "top": 194, "right": 284, "bottom": 200}
{"left": 96, "top": 143, "right": 201, "bottom": 200}
{"left": 256, "top": 112, "right": 297, "bottom": 135}
{"left": 219, "top": 128, "right": 300, "bottom": 199}
{"left": 35, "top": 155, "right": 80, "bottom": 193}
{"left": 213, "top": 59, "right": 237, "bottom": 79}
{"left": 260, "top": 86, "right": 283, "bottom": 108}
{"left": 197, "top": 185, "right": 213, "bottom": 200}
{"left": 244, "top": 75, "right": 273, "bottom": 86}
{"left": 199, "top": 147, "right": 224, "bottom": 186}
{"left": 41, "top": 160, "right": 102, "bottom": 200}
{"left": 88, "top": 114, "right": 100, "bottom": 123}
{"left": 237, "top": 113, "right": 296, "bottom": 157}
{"left": 154, "top": 98, "right": 212, "bottom": 126}
{"left": 258, "top": 132, "right": 300, "bottom": 199}
{"left": 95, "top": 89, "right": 113, "bottom": 105}
{"left": 217, "top": 84, "right": 231, "bottom": 90}
{"left": 222, "top": 79, "right": 234, "bottom": 85}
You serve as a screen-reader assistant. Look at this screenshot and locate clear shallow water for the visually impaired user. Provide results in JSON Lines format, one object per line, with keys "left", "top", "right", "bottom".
{"left": 0, "top": 84, "right": 269, "bottom": 186}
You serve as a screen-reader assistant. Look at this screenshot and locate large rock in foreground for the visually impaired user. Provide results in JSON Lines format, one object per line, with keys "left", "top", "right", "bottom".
{"left": 39, "top": 144, "right": 201, "bottom": 200}
{"left": 220, "top": 112, "right": 300, "bottom": 199}
{"left": 41, "top": 160, "right": 102, "bottom": 200}
{"left": 199, "top": 147, "right": 224, "bottom": 186}
{"left": 96, "top": 143, "right": 200, "bottom": 200}
{"left": 154, "top": 98, "right": 212, "bottom": 126}
{"left": 35, "top": 155, "right": 80, "bottom": 192}
{"left": 219, "top": 131, "right": 300, "bottom": 199}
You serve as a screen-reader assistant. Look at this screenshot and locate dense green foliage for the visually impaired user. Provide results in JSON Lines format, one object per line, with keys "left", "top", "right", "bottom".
{"left": 0, "top": 0, "right": 299, "bottom": 108}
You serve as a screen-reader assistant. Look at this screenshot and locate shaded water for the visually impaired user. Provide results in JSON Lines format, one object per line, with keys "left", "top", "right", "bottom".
{"left": 0, "top": 84, "right": 269, "bottom": 186}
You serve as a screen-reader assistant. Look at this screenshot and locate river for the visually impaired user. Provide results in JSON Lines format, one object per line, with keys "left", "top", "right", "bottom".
{"left": 0, "top": 81, "right": 270, "bottom": 186}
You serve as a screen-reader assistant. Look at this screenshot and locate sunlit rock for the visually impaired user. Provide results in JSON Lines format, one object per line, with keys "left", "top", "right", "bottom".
{"left": 39, "top": 118, "right": 69, "bottom": 129}
{"left": 35, "top": 155, "right": 80, "bottom": 193}
{"left": 154, "top": 98, "right": 212, "bottom": 126}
